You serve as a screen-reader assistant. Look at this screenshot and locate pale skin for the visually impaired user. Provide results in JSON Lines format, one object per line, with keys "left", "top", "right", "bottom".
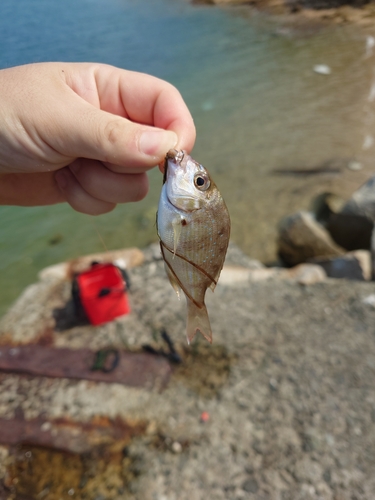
{"left": 0, "top": 62, "right": 196, "bottom": 214}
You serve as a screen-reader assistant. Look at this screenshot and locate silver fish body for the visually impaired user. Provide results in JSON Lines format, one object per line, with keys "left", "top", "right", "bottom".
{"left": 157, "top": 150, "right": 230, "bottom": 344}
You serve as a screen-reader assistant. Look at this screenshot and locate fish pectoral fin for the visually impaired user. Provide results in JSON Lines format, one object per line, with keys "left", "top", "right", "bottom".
{"left": 186, "top": 299, "right": 212, "bottom": 344}
{"left": 171, "top": 216, "right": 183, "bottom": 256}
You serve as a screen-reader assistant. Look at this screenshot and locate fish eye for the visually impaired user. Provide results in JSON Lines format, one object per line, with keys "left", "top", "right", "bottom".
{"left": 194, "top": 173, "right": 210, "bottom": 191}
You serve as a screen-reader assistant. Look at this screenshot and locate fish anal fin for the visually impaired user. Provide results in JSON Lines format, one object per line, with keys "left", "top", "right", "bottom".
{"left": 165, "top": 264, "right": 181, "bottom": 300}
{"left": 186, "top": 299, "right": 212, "bottom": 344}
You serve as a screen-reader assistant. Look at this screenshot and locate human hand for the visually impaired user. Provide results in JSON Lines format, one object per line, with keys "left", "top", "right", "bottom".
{"left": 0, "top": 62, "right": 195, "bottom": 214}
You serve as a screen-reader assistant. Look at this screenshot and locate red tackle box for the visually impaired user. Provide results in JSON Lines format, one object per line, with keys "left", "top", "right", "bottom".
{"left": 76, "top": 263, "right": 130, "bottom": 325}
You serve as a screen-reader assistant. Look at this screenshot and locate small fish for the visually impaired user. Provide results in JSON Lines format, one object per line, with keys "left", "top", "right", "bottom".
{"left": 157, "top": 150, "right": 230, "bottom": 344}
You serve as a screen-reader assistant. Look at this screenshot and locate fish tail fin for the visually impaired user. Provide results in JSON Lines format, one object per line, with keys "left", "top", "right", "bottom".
{"left": 186, "top": 299, "right": 212, "bottom": 344}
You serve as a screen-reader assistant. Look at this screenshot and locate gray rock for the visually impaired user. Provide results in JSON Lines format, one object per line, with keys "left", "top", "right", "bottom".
{"left": 310, "top": 191, "right": 373, "bottom": 252}
{"left": 311, "top": 251, "right": 371, "bottom": 281}
{"left": 311, "top": 192, "right": 345, "bottom": 226}
{"left": 326, "top": 213, "right": 373, "bottom": 251}
{"left": 277, "top": 211, "right": 344, "bottom": 266}
{"left": 282, "top": 263, "right": 327, "bottom": 285}
{"left": 341, "top": 176, "right": 375, "bottom": 220}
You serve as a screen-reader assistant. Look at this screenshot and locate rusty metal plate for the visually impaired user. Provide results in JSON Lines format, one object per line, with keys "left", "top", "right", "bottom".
{"left": 0, "top": 345, "right": 171, "bottom": 390}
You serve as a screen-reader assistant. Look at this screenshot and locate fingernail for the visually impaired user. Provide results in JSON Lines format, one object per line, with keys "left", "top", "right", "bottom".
{"left": 139, "top": 130, "right": 178, "bottom": 157}
{"left": 55, "top": 170, "right": 68, "bottom": 190}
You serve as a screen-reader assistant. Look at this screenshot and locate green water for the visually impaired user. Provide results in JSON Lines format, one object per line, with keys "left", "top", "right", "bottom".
{"left": 1, "top": 0, "right": 375, "bottom": 315}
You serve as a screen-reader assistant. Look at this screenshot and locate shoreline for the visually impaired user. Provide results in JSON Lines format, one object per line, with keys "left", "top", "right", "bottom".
{"left": 196, "top": 0, "right": 375, "bottom": 26}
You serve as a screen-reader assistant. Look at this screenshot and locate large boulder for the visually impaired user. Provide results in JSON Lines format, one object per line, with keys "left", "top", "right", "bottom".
{"left": 277, "top": 211, "right": 344, "bottom": 266}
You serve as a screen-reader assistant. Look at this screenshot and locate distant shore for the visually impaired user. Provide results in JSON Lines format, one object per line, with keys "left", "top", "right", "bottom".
{"left": 195, "top": 0, "right": 375, "bottom": 25}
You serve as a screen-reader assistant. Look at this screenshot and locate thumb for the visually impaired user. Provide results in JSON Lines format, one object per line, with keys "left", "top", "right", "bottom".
{"left": 46, "top": 98, "right": 178, "bottom": 170}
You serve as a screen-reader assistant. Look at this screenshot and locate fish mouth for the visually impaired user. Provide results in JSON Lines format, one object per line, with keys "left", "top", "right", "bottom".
{"left": 162, "top": 149, "right": 185, "bottom": 184}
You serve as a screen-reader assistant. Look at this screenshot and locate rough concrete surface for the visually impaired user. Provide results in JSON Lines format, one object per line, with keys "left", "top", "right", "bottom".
{"left": 0, "top": 243, "right": 375, "bottom": 499}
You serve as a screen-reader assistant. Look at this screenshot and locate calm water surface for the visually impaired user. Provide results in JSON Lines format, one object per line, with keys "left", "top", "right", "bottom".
{"left": 1, "top": 0, "right": 375, "bottom": 315}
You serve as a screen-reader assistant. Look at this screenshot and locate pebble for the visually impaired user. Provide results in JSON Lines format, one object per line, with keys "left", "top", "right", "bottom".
{"left": 171, "top": 441, "right": 182, "bottom": 454}
{"left": 363, "top": 134, "right": 374, "bottom": 150}
{"left": 284, "top": 263, "right": 326, "bottom": 285}
{"left": 242, "top": 478, "right": 259, "bottom": 493}
{"left": 347, "top": 160, "right": 363, "bottom": 171}
{"left": 362, "top": 294, "right": 375, "bottom": 307}
{"left": 269, "top": 378, "right": 278, "bottom": 391}
{"left": 40, "top": 422, "right": 52, "bottom": 432}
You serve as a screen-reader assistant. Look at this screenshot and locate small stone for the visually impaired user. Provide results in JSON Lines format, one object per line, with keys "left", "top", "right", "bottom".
{"left": 302, "top": 428, "right": 323, "bottom": 452}
{"left": 347, "top": 160, "right": 363, "bottom": 171}
{"left": 363, "top": 135, "right": 374, "bottom": 150}
{"left": 283, "top": 263, "right": 326, "bottom": 285}
{"left": 242, "top": 478, "right": 259, "bottom": 493}
{"left": 41, "top": 422, "right": 52, "bottom": 432}
{"left": 171, "top": 441, "right": 182, "bottom": 454}
{"left": 269, "top": 378, "right": 278, "bottom": 391}
{"left": 362, "top": 294, "right": 375, "bottom": 307}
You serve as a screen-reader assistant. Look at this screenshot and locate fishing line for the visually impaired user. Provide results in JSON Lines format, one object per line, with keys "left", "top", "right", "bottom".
{"left": 87, "top": 216, "right": 109, "bottom": 253}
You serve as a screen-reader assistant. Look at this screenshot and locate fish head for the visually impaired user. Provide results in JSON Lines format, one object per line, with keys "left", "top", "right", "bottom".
{"left": 163, "top": 149, "right": 214, "bottom": 211}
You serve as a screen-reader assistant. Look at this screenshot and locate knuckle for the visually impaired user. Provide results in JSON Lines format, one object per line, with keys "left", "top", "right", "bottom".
{"left": 102, "top": 119, "right": 125, "bottom": 148}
